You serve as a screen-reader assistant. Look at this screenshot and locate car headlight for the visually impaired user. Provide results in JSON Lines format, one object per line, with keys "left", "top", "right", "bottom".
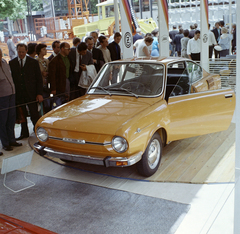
{"left": 112, "top": 136, "right": 128, "bottom": 153}
{"left": 36, "top": 127, "right": 49, "bottom": 142}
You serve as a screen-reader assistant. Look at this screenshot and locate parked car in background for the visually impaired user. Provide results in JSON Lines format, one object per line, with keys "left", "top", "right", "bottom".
{"left": 34, "top": 57, "right": 235, "bottom": 177}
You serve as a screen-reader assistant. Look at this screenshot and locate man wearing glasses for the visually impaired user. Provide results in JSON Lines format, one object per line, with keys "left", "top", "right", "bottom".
{"left": 48, "top": 42, "right": 72, "bottom": 107}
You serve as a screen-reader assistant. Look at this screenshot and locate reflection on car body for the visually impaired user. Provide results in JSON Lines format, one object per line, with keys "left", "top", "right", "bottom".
{"left": 34, "top": 57, "right": 235, "bottom": 177}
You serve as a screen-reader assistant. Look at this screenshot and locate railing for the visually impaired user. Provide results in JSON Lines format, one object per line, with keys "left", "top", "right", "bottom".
{"left": 209, "top": 58, "right": 236, "bottom": 92}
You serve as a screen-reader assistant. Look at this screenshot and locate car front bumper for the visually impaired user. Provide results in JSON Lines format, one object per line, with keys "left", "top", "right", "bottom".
{"left": 34, "top": 142, "right": 143, "bottom": 167}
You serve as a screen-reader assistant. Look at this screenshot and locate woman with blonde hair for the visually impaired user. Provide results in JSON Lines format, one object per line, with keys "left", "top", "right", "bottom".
{"left": 218, "top": 27, "right": 232, "bottom": 57}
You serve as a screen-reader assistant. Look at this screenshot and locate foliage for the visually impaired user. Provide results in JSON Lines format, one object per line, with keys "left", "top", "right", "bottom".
{"left": 0, "top": 0, "right": 43, "bottom": 21}
{"left": 89, "top": 0, "right": 98, "bottom": 14}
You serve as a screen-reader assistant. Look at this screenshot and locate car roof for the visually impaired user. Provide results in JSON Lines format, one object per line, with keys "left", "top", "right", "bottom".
{"left": 110, "top": 57, "right": 192, "bottom": 65}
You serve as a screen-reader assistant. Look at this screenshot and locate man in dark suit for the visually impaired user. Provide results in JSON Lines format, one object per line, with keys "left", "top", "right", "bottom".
{"left": 169, "top": 25, "right": 178, "bottom": 56}
{"left": 77, "top": 42, "right": 94, "bottom": 96}
{"left": 48, "top": 42, "right": 72, "bottom": 105}
{"left": 188, "top": 25, "right": 196, "bottom": 39}
{"left": 9, "top": 43, "right": 43, "bottom": 140}
{"left": 107, "top": 32, "right": 122, "bottom": 83}
{"left": 212, "top": 22, "right": 221, "bottom": 58}
{"left": 173, "top": 28, "right": 184, "bottom": 57}
{"left": 85, "top": 36, "right": 104, "bottom": 73}
{"left": 90, "top": 31, "right": 100, "bottom": 47}
{"left": 48, "top": 40, "right": 61, "bottom": 61}
{"left": 133, "top": 28, "right": 143, "bottom": 44}
{"left": 68, "top": 37, "right": 81, "bottom": 100}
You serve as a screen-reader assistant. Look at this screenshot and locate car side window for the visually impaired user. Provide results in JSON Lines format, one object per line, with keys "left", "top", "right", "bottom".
{"left": 166, "top": 62, "right": 190, "bottom": 99}
{"left": 186, "top": 61, "right": 203, "bottom": 83}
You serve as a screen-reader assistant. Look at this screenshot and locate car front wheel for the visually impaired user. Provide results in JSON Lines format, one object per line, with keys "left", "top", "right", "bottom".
{"left": 137, "top": 132, "right": 162, "bottom": 177}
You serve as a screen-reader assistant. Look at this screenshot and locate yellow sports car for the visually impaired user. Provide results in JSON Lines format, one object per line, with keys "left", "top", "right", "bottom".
{"left": 34, "top": 57, "right": 235, "bottom": 177}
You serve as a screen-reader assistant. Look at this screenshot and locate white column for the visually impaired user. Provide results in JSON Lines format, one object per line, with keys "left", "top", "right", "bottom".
{"left": 200, "top": 0, "right": 209, "bottom": 72}
{"left": 119, "top": 0, "right": 133, "bottom": 59}
{"left": 234, "top": 1, "right": 240, "bottom": 233}
{"left": 157, "top": 0, "right": 169, "bottom": 57}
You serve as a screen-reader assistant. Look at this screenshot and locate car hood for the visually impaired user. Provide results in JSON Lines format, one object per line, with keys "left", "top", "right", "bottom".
{"left": 38, "top": 96, "right": 152, "bottom": 135}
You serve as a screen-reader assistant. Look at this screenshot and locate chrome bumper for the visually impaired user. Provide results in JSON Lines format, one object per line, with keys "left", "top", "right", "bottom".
{"left": 33, "top": 142, "right": 142, "bottom": 167}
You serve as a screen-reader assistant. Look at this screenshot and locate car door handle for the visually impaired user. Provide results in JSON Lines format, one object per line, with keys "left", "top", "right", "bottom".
{"left": 225, "top": 94, "right": 233, "bottom": 98}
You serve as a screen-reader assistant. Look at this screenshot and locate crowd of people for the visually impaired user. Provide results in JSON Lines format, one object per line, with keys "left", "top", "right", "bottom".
{"left": 0, "top": 22, "right": 237, "bottom": 155}
{"left": 0, "top": 30, "right": 123, "bottom": 155}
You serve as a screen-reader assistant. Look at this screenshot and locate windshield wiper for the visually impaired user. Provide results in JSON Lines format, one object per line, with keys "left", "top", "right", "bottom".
{"left": 107, "top": 87, "right": 138, "bottom": 98}
{"left": 89, "top": 86, "right": 112, "bottom": 96}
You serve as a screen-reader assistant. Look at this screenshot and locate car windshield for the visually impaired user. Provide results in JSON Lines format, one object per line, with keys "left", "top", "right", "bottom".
{"left": 88, "top": 62, "right": 164, "bottom": 97}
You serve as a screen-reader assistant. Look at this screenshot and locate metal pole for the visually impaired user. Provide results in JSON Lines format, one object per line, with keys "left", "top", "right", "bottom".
{"left": 114, "top": 0, "right": 119, "bottom": 32}
{"left": 234, "top": 1, "right": 240, "bottom": 233}
{"left": 149, "top": 0, "right": 153, "bottom": 18}
{"left": 139, "top": 0, "right": 143, "bottom": 19}
{"left": 229, "top": 0, "right": 232, "bottom": 55}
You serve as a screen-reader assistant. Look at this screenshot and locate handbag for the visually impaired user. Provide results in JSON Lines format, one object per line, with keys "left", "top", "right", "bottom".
{"left": 214, "top": 45, "right": 222, "bottom": 51}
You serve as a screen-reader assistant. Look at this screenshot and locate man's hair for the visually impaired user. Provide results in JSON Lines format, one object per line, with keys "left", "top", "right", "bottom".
{"left": 8, "top": 35, "right": 12, "bottom": 39}
{"left": 60, "top": 42, "right": 68, "bottom": 49}
{"left": 195, "top": 30, "right": 200, "bottom": 35}
{"left": 190, "top": 25, "right": 194, "bottom": 29}
{"left": 17, "top": 43, "right": 28, "bottom": 51}
{"left": 114, "top": 32, "right": 121, "bottom": 39}
{"left": 99, "top": 35, "right": 107, "bottom": 44}
{"left": 178, "top": 24, "right": 182, "bottom": 29}
{"left": 173, "top": 25, "right": 177, "bottom": 29}
{"left": 77, "top": 42, "right": 87, "bottom": 52}
{"left": 183, "top": 29, "right": 189, "bottom": 37}
{"left": 194, "top": 23, "right": 198, "bottom": 29}
{"left": 52, "top": 40, "right": 60, "bottom": 49}
{"left": 215, "top": 22, "right": 220, "bottom": 26}
{"left": 151, "top": 29, "right": 158, "bottom": 37}
{"left": 219, "top": 20, "right": 225, "bottom": 27}
{"left": 36, "top": 43, "right": 47, "bottom": 55}
{"left": 145, "top": 33, "right": 152, "bottom": 38}
{"left": 73, "top": 37, "right": 81, "bottom": 46}
{"left": 26, "top": 43, "right": 36, "bottom": 54}
{"left": 179, "top": 28, "right": 184, "bottom": 34}
{"left": 85, "top": 36, "right": 94, "bottom": 43}
{"left": 144, "top": 36, "right": 154, "bottom": 43}
{"left": 90, "top": 31, "right": 98, "bottom": 37}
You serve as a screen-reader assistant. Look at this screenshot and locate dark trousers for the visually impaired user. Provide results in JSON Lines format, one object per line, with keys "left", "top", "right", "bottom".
{"left": 214, "top": 49, "right": 220, "bottom": 58}
{"left": 220, "top": 49, "right": 229, "bottom": 58}
{"left": 191, "top": 53, "right": 200, "bottom": 61}
{"left": 0, "top": 94, "right": 16, "bottom": 147}
{"left": 209, "top": 45, "right": 214, "bottom": 59}
{"left": 70, "top": 72, "right": 81, "bottom": 100}
{"left": 19, "top": 101, "right": 40, "bottom": 137}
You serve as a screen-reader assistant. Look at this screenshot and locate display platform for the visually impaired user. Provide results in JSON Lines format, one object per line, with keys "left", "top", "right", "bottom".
{"left": 27, "top": 123, "right": 235, "bottom": 184}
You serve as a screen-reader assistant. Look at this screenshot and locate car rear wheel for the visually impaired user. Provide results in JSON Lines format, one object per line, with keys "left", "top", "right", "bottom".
{"left": 137, "top": 132, "right": 162, "bottom": 177}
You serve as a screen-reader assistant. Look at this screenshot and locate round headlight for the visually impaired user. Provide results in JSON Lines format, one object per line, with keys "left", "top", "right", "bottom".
{"left": 112, "top": 136, "right": 128, "bottom": 153}
{"left": 37, "top": 127, "right": 49, "bottom": 142}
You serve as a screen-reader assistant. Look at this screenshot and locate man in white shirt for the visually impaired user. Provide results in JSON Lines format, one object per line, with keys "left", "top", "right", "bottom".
{"left": 208, "top": 24, "right": 217, "bottom": 59}
{"left": 187, "top": 30, "right": 201, "bottom": 61}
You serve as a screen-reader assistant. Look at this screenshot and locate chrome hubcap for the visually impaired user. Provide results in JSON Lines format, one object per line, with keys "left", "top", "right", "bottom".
{"left": 148, "top": 139, "right": 161, "bottom": 169}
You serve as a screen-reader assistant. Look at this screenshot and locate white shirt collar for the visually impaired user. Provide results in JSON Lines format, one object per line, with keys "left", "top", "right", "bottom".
{"left": 53, "top": 51, "right": 58, "bottom": 57}
{"left": 18, "top": 56, "right": 27, "bottom": 66}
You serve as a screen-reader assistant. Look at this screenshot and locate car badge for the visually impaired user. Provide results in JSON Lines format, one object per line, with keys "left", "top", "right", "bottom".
{"left": 63, "top": 138, "right": 85, "bottom": 144}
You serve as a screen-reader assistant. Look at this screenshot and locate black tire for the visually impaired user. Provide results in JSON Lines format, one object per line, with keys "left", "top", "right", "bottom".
{"left": 137, "top": 132, "right": 162, "bottom": 177}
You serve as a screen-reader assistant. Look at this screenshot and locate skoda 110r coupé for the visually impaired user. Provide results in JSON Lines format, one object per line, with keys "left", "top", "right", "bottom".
{"left": 34, "top": 57, "right": 235, "bottom": 177}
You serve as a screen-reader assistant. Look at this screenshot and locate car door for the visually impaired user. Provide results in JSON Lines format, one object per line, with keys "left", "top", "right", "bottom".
{"left": 166, "top": 61, "right": 235, "bottom": 142}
